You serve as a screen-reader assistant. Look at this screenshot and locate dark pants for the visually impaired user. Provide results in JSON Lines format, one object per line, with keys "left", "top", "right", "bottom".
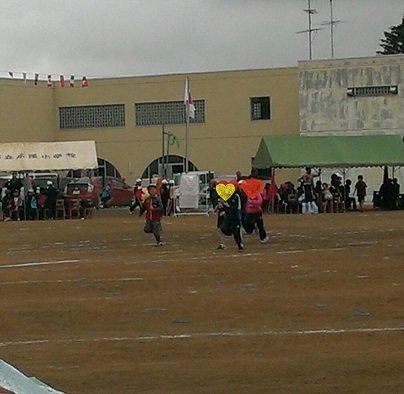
{"left": 220, "top": 217, "right": 243, "bottom": 249}
{"left": 129, "top": 198, "right": 142, "bottom": 213}
{"left": 345, "top": 196, "right": 357, "bottom": 210}
{"left": 243, "top": 213, "right": 267, "bottom": 240}
{"left": 26, "top": 208, "right": 38, "bottom": 220}
{"left": 144, "top": 220, "right": 162, "bottom": 243}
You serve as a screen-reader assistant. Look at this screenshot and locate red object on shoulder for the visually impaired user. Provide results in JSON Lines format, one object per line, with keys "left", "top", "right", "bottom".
{"left": 143, "top": 197, "right": 163, "bottom": 221}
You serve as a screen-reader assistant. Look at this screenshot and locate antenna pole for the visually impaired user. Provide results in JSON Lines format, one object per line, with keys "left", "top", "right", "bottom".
{"left": 303, "top": 0, "right": 318, "bottom": 60}
{"left": 308, "top": 0, "right": 313, "bottom": 59}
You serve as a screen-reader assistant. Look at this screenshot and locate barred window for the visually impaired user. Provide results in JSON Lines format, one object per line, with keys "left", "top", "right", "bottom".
{"left": 135, "top": 100, "right": 205, "bottom": 126}
{"left": 250, "top": 97, "right": 271, "bottom": 120}
{"left": 59, "top": 104, "right": 125, "bottom": 129}
{"left": 347, "top": 85, "right": 398, "bottom": 97}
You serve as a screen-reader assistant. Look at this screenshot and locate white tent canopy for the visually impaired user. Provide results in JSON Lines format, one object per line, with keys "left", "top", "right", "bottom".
{"left": 0, "top": 141, "right": 97, "bottom": 172}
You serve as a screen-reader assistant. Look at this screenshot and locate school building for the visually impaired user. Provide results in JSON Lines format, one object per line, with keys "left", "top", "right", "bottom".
{"left": 1, "top": 53, "right": 403, "bottom": 189}
{"left": 0, "top": 67, "right": 299, "bottom": 184}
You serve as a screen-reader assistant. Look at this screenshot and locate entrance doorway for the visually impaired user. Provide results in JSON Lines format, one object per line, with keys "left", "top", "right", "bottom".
{"left": 142, "top": 155, "right": 198, "bottom": 179}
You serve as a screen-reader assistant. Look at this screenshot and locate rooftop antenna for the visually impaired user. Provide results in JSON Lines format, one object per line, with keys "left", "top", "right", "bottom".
{"left": 296, "top": 0, "right": 324, "bottom": 60}
{"left": 321, "top": 0, "right": 341, "bottom": 58}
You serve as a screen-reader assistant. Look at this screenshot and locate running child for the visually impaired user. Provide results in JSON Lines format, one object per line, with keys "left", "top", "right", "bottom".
{"left": 215, "top": 197, "right": 227, "bottom": 249}
{"left": 129, "top": 178, "right": 144, "bottom": 215}
{"left": 242, "top": 192, "right": 269, "bottom": 243}
{"left": 218, "top": 190, "right": 244, "bottom": 251}
{"left": 140, "top": 184, "right": 164, "bottom": 246}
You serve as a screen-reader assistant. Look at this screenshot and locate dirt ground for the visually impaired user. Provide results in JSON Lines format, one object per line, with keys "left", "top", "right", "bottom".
{"left": 0, "top": 208, "right": 403, "bottom": 394}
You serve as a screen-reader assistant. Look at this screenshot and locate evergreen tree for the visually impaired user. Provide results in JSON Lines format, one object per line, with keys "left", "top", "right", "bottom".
{"left": 377, "top": 16, "right": 404, "bottom": 54}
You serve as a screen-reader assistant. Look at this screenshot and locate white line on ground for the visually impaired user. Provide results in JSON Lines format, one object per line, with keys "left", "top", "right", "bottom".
{"left": 0, "top": 277, "right": 144, "bottom": 285}
{"left": 0, "top": 259, "right": 80, "bottom": 268}
{"left": 1, "top": 327, "right": 402, "bottom": 348}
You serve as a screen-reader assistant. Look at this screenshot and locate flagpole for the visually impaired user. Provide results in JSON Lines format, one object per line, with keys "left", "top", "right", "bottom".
{"left": 185, "top": 115, "right": 189, "bottom": 174}
{"left": 161, "top": 123, "right": 165, "bottom": 178}
{"left": 184, "top": 76, "right": 189, "bottom": 174}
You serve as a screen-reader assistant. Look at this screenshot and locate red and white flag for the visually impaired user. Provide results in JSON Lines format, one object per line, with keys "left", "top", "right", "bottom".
{"left": 60, "top": 75, "right": 65, "bottom": 87}
{"left": 184, "top": 77, "right": 195, "bottom": 120}
{"left": 47, "top": 75, "right": 53, "bottom": 88}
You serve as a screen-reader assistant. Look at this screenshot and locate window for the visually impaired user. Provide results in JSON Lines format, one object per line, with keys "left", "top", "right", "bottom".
{"left": 59, "top": 104, "right": 125, "bottom": 129}
{"left": 346, "top": 85, "right": 398, "bottom": 97}
{"left": 135, "top": 100, "right": 205, "bottom": 126}
{"left": 250, "top": 97, "right": 271, "bottom": 120}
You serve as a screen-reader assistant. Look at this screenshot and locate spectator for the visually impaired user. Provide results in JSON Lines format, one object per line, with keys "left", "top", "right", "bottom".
{"left": 391, "top": 178, "right": 400, "bottom": 209}
{"left": 26, "top": 189, "right": 38, "bottom": 220}
{"left": 322, "top": 183, "right": 333, "bottom": 213}
{"left": 37, "top": 187, "right": 48, "bottom": 219}
{"left": 46, "top": 181, "right": 58, "bottom": 219}
{"left": 5, "top": 173, "right": 23, "bottom": 193}
{"left": 354, "top": 175, "right": 367, "bottom": 211}
{"left": 298, "top": 167, "right": 320, "bottom": 214}
{"left": 129, "top": 179, "right": 144, "bottom": 215}
{"left": 314, "top": 180, "right": 323, "bottom": 213}
{"left": 343, "top": 179, "right": 357, "bottom": 211}
{"left": 100, "top": 183, "right": 112, "bottom": 207}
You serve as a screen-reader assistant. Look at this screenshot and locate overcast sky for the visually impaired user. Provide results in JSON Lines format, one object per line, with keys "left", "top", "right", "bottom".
{"left": 1, "top": 0, "right": 403, "bottom": 79}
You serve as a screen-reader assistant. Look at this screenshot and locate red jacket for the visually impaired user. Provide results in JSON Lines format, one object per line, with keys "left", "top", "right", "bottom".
{"left": 142, "top": 196, "right": 163, "bottom": 221}
{"left": 134, "top": 186, "right": 144, "bottom": 200}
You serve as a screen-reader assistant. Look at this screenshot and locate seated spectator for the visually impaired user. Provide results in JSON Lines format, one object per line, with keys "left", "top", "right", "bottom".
{"left": 322, "top": 183, "right": 333, "bottom": 213}
{"left": 100, "top": 183, "right": 112, "bottom": 207}
{"left": 37, "top": 187, "right": 48, "bottom": 219}
{"left": 330, "top": 175, "right": 344, "bottom": 212}
{"left": 11, "top": 189, "right": 23, "bottom": 220}
{"left": 277, "top": 182, "right": 297, "bottom": 213}
{"left": 314, "top": 180, "right": 323, "bottom": 213}
{"left": 26, "top": 189, "right": 39, "bottom": 220}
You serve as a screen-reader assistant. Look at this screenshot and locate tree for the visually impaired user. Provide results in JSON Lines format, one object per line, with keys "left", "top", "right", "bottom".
{"left": 377, "top": 16, "right": 404, "bottom": 55}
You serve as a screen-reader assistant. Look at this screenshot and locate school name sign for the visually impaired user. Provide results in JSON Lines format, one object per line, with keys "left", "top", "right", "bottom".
{"left": 0, "top": 141, "right": 98, "bottom": 171}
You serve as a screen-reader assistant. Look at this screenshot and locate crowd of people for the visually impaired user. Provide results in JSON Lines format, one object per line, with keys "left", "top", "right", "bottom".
{"left": 290, "top": 168, "right": 370, "bottom": 214}
{"left": 1, "top": 173, "right": 97, "bottom": 221}
{"left": 378, "top": 177, "right": 401, "bottom": 210}
{"left": 2, "top": 169, "right": 402, "bottom": 251}
{"left": 208, "top": 167, "right": 403, "bottom": 219}
{"left": 0, "top": 174, "right": 60, "bottom": 221}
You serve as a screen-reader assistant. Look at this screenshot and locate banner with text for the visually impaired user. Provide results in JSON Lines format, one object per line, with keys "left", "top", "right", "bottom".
{"left": 0, "top": 141, "right": 98, "bottom": 171}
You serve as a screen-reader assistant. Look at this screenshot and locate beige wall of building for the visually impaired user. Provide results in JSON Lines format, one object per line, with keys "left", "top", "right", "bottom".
{"left": 1, "top": 67, "right": 299, "bottom": 184}
{"left": 299, "top": 54, "right": 404, "bottom": 134}
{"left": 298, "top": 54, "right": 404, "bottom": 196}
{"left": 0, "top": 80, "right": 55, "bottom": 142}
